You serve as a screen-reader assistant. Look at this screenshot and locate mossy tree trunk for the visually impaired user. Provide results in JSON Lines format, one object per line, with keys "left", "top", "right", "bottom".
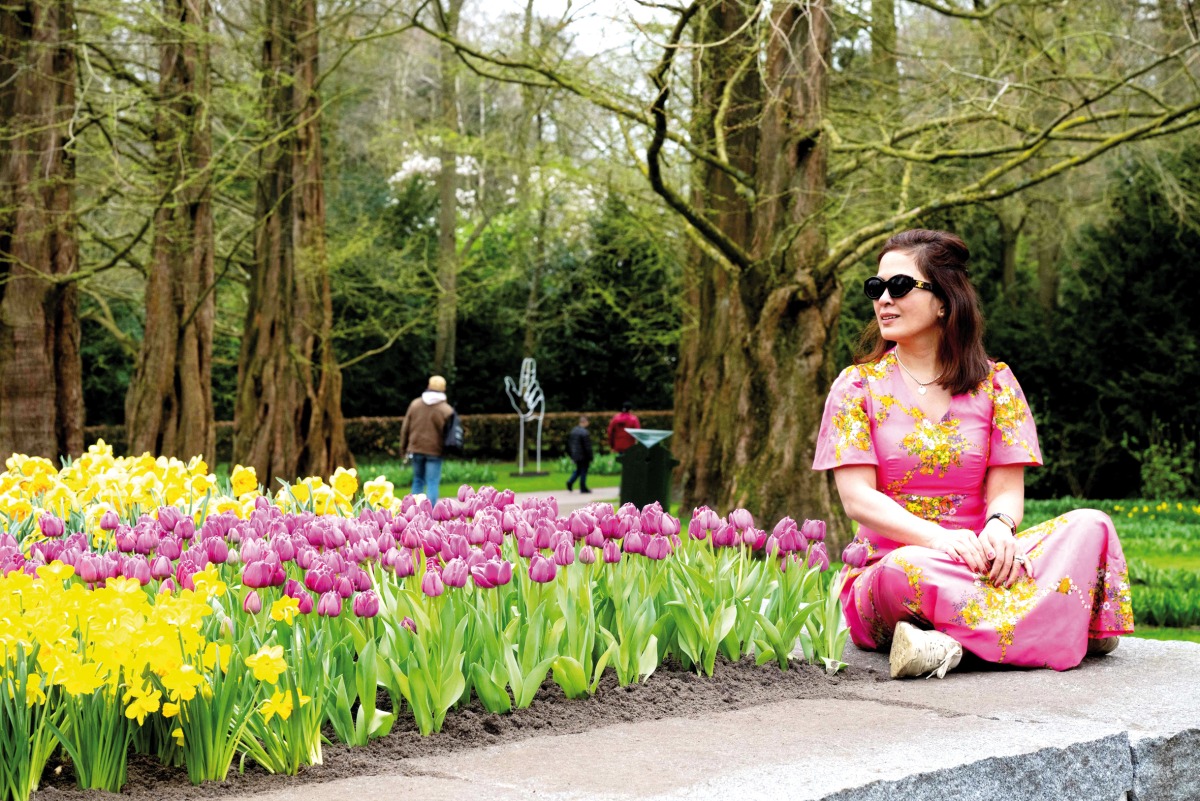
{"left": 125, "top": 0, "right": 216, "bottom": 462}
{"left": 0, "top": 0, "right": 82, "bottom": 463}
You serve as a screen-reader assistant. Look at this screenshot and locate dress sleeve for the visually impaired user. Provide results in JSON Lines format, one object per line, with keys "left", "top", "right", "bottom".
{"left": 988, "top": 363, "right": 1043, "bottom": 467}
{"left": 813, "top": 365, "right": 878, "bottom": 470}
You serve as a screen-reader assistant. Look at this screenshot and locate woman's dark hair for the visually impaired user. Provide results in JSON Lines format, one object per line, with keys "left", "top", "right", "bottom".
{"left": 854, "top": 229, "right": 989, "bottom": 395}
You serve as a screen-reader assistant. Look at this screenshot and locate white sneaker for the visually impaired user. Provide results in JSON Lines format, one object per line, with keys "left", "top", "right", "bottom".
{"left": 889, "top": 621, "right": 963, "bottom": 679}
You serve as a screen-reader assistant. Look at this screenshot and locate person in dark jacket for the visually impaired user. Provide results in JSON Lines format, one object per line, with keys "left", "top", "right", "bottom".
{"left": 566, "top": 415, "right": 594, "bottom": 494}
{"left": 398, "top": 375, "right": 455, "bottom": 503}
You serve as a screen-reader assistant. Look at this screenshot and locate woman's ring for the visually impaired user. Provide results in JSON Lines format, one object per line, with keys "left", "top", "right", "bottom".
{"left": 1013, "top": 554, "right": 1026, "bottom": 565}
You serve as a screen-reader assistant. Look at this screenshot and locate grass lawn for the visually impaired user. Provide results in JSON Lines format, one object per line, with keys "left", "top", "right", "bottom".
{"left": 355, "top": 459, "right": 623, "bottom": 498}
{"left": 1128, "top": 626, "right": 1200, "bottom": 644}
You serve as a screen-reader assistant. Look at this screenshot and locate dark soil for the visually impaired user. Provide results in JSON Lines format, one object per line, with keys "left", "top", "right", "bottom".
{"left": 31, "top": 655, "right": 884, "bottom": 800}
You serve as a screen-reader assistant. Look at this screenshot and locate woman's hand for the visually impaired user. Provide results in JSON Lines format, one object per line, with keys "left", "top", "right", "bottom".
{"left": 931, "top": 528, "right": 990, "bottom": 574}
{"left": 980, "top": 524, "right": 1032, "bottom": 587}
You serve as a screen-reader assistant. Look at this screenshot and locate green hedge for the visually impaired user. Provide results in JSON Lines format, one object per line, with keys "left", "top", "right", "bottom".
{"left": 82, "top": 410, "right": 674, "bottom": 463}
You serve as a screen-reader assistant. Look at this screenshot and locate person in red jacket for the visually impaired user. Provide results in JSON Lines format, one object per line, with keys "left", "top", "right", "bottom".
{"left": 607, "top": 402, "right": 641, "bottom": 454}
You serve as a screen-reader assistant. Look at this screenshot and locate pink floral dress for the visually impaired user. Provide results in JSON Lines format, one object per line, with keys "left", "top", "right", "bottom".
{"left": 813, "top": 350, "right": 1134, "bottom": 670}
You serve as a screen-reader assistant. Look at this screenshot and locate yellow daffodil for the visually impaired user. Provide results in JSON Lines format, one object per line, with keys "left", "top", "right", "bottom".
{"left": 231, "top": 464, "right": 259, "bottom": 497}
{"left": 245, "top": 645, "right": 288, "bottom": 684}
{"left": 269, "top": 596, "right": 300, "bottom": 625}
{"left": 123, "top": 683, "right": 162, "bottom": 725}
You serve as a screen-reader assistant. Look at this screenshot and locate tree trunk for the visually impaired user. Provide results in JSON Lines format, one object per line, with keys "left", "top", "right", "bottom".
{"left": 125, "top": 0, "right": 216, "bottom": 462}
{"left": 673, "top": 2, "right": 845, "bottom": 539}
{"left": 0, "top": 0, "right": 82, "bottom": 463}
{"left": 870, "top": 0, "right": 899, "bottom": 99}
{"left": 234, "top": 0, "right": 351, "bottom": 484}
{"left": 432, "top": 0, "right": 463, "bottom": 378}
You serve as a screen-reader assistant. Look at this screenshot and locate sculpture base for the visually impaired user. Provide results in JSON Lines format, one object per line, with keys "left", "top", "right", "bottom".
{"left": 510, "top": 471, "right": 550, "bottom": 477}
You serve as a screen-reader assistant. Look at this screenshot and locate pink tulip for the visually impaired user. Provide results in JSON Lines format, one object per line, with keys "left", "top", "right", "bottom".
{"left": 243, "top": 590, "right": 263, "bottom": 614}
{"left": 578, "top": 546, "right": 597, "bottom": 565}
{"left": 157, "top": 506, "right": 183, "bottom": 534}
{"left": 471, "top": 559, "right": 513, "bottom": 589}
{"left": 728, "top": 508, "right": 754, "bottom": 531}
{"left": 624, "top": 530, "right": 646, "bottom": 555}
{"left": 442, "top": 557, "right": 469, "bottom": 588}
{"left": 529, "top": 553, "right": 557, "bottom": 583}
{"left": 602, "top": 539, "right": 622, "bottom": 564}
{"left": 100, "top": 510, "right": 121, "bottom": 531}
{"left": 317, "top": 591, "right": 342, "bottom": 617}
{"left": 353, "top": 590, "right": 380, "bottom": 618}
{"left": 38, "top": 514, "right": 65, "bottom": 539}
{"left": 150, "top": 555, "right": 174, "bottom": 580}
{"left": 335, "top": 575, "right": 354, "bottom": 599}
{"left": 297, "top": 593, "right": 315, "bottom": 614}
{"left": 807, "top": 541, "right": 830, "bottom": 572}
{"left": 842, "top": 539, "right": 869, "bottom": 569}
{"left": 517, "top": 536, "right": 537, "bottom": 559}
{"left": 304, "top": 564, "right": 335, "bottom": 594}
{"left": 660, "top": 514, "right": 681, "bottom": 538}
{"left": 644, "top": 535, "right": 672, "bottom": 560}
{"left": 421, "top": 568, "right": 445, "bottom": 597}
{"left": 400, "top": 616, "right": 418, "bottom": 633}
{"left": 124, "top": 556, "right": 152, "bottom": 585}
{"left": 553, "top": 539, "right": 575, "bottom": 567}
{"left": 206, "top": 537, "right": 229, "bottom": 564}
{"left": 801, "top": 519, "right": 827, "bottom": 542}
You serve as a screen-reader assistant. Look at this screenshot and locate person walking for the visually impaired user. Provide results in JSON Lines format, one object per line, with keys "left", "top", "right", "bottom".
{"left": 566, "top": 415, "right": 594, "bottom": 494}
{"left": 399, "top": 375, "right": 455, "bottom": 504}
{"left": 607, "top": 401, "right": 641, "bottom": 454}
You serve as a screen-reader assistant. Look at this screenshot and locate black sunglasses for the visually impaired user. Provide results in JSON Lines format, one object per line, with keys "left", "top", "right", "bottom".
{"left": 863, "top": 274, "right": 935, "bottom": 300}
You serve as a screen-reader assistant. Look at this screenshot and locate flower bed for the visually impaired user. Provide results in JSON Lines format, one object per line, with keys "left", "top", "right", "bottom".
{"left": 0, "top": 441, "right": 846, "bottom": 800}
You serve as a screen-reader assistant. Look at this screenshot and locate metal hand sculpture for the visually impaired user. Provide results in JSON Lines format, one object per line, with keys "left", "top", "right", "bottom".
{"left": 504, "top": 358, "right": 546, "bottom": 474}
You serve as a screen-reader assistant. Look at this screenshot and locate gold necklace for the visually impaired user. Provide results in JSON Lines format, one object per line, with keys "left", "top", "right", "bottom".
{"left": 894, "top": 350, "right": 943, "bottom": 395}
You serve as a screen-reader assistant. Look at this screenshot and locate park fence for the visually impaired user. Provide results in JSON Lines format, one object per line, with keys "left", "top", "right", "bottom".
{"left": 82, "top": 410, "right": 674, "bottom": 464}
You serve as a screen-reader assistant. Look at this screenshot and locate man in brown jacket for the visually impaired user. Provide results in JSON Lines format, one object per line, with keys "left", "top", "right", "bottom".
{"left": 399, "top": 375, "right": 455, "bottom": 503}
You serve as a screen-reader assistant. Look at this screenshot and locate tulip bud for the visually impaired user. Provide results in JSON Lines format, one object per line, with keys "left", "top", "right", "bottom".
{"left": 421, "top": 568, "right": 445, "bottom": 597}
{"left": 801, "top": 519, "right": 827, "bottom": 542}
{"left": 38, "top": 514, "right": 65, "bottom": 539}
{"left": 100, "top": 510, "right": 121, "bottom": 531}
{"left": 552, "top": 539, "right": 575, "bottom": 567}
{"left": 243, "top": 590, "right": 263, "bottom": 614}
{"left": 728, "top": 508, "right": 754, "bottom": 531}
{"left": 441, "top": 557, "right": 469, "bottom": 588}
{"left": 297, "top": 593, "right": 315, "bottom": 614}
{"left": 317, "top": 591, "right": 342, "bottom": 617}
{"left": 807, "top": 541, "right": 830, "bottom": 572}
{"left": 528, "top": 553, "right": 557, "bottom": 583}
{"left": 150, "top": 555, "right": 173, "bottom": 580}
{"left": 400, "top": 616, "right": 417, "bottom": 633}
{"left": 841, "top": 539, "right": 869, "bottom": 569}
{"left": 659, "top": 514, "right": 681, "bottom": 538}
{"left": 578, "top": 545, "right": 597, "bottom": 565}
{"left": 644, "top": 535, "right": 671, "bottom": 560}
{"left": 353, "top": 590, "right": 380, "bottom": 618}
{"left": 602, "top": 539, "right": 622, "bottom": 564}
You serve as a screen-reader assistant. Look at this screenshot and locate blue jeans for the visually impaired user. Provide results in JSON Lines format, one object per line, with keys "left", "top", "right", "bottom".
{"left": 411, "top": 454, "right": 443, "bottom": 503}
{"left": 567, "top": 460, "right": 590, "bottom": 491}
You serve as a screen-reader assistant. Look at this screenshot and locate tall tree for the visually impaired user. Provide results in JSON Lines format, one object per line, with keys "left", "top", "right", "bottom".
{"left": 124, "top": 0, "right": 216, "bottom": 461}
{"left": 234, "top": 0, "right": 351, "bottom": 483}
{"left": 433, "top": 0, "right": 464, "bottom": 378}
{"left": 0, "top": 0, "right": 82, "bottom": 462}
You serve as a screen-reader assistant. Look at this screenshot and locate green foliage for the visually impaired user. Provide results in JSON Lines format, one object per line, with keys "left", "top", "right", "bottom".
{"left": 556, "top": 452, "right": 621, "bottom": 475}
{"left": 1123, "top": 423, "right": 1198, "bottom": 501}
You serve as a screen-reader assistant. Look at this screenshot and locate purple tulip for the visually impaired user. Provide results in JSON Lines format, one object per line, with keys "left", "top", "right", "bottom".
{"left": 206, "top": 537, "right": 229, "bottom": 564}
{"left": 304, "top": 564, "right": 335, "bottom": 594}
{"left": 157, "top": 506, "right": 183, "bottom": 534}
{"left": 243, "top": 591, "right": 263, "bottom": 614}
{"left": 599, "top": 515, "right": 624, "bottom": 540}
{"left": 842, "top": 539, "right": 869, "bottom": 569}
{"left": 38, "top": 514, "right": 65, "bottom": 539}
{"left": 124, "top": 556, "right": 152, "bottom": 585}
{"left": 353, "top": 590, "right": 380, "bottom": 618}
{"left": 578, "top": 546, "right": 597, "bottom": 565}
{"left": 149, "top": 554, "right": 173, "bottom": 580}
{"left": 529, "top": 553, "right": 557, "bottom": 583}
{"left": 712, "top": 523, "right": 738, "bottom": 548}
{"left": 471, "top": 559, "right": 513, "bottom": 589}
{"left": 296, "top": 592, "right": 314, "bottom": 614}
{"left": 335, "top": 575, "right": 354, "bottom": 599}
{"left": 100, "top": 510, "right": 121, "bottom": 531}
{"left": 517, "top": 536, "right": 537, "bottom": 559}
{"left": 801, "top": 519, "right": 827, "bottom": 542}
{"left": 553, "top": 539, "right": 575, "bottom": 567}
{"left": 400, "top": 616, "right": 417, "bottom": 633}
{"left": 728, "top": 508, "right": 754, "bottom": 531}
{"left": 602, "top": 539, "right": 622, "bottom": 564}
{"left": 807, "top": 541, "right": 830, "bottom": 572}
{"left": 317, "top": 591, "right": 342, "bottom": 617}
{"left": 421, "top": 568, "right": 445, "bottom": 597}
{"left": 644, "top": 535, "right": 672, "bottom": 560}
{"left": 114, "top": 529, "right": 136, "bottom": 553}
{"left": 442, "top": 557, "right": 469, "bottom": 588}
{"left": 623, "top": 530, "right": 646, "bottom": 555}
{"left": 659, "top": 514, "right": 681, "bottom": 539}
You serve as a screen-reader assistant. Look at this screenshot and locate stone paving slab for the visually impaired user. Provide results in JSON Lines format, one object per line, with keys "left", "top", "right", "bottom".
{"left": 222, "top": 637, "right": 1200, "bottom": 801}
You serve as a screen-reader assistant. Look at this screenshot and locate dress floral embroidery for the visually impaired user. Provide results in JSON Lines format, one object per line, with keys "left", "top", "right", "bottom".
{"left": 813, "top": 350, "right": 1134, "bottom": 670}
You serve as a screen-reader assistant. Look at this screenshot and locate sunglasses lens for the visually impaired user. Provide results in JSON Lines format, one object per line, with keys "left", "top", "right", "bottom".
{"left": 864, "top": 275, "right": 917, "bottom": 300}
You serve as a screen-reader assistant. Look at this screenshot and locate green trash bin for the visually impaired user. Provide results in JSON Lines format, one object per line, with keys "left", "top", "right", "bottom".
{"left": 617, "top": 429, "right": 678, "bottom": 511}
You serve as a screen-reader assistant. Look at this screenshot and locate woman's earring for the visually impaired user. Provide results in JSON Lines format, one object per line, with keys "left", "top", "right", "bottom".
{"left": 938, "top": 308, "right": 945, "bottom": 317}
